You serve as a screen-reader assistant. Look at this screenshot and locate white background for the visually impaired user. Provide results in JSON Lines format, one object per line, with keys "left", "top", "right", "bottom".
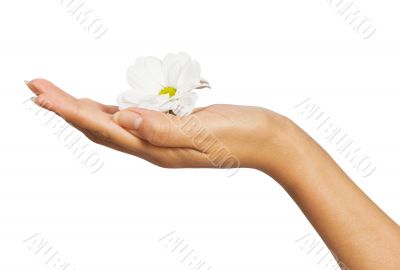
{"left": 0, "top": 0, "right": 399, "bottom": 269}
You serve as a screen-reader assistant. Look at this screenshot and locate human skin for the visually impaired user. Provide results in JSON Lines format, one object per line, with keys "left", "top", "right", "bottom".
{"left": 26, "top": 78, "right": 400, "bottom": 269}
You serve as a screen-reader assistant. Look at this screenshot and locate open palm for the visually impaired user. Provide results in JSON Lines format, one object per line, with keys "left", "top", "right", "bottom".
{"left": 26, "top": 78, "right": 287, "bottom": 171}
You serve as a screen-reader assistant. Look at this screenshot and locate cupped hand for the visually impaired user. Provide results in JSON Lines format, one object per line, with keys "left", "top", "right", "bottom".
{"left": 26, "top": 79, "right": 294, "bottom": 172}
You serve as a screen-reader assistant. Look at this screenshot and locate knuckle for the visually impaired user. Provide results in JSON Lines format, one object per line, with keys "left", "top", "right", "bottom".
{"left": 91, "top": 128, "right": 111, "bottom": 142}
{"left": 72, "top": 98, "right": 93, "bottom": 120}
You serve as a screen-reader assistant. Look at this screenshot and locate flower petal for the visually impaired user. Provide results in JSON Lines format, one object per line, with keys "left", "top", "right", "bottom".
{"left": 127, "top": 56, "right": 164, "bottom": 95}
{"left": 117, "top": 89, "right": 175, "bottom": 113}
{"left": 162, "top": 52, "right": 192, "bottom": 88}
{"left": 155, "top": 95, "right": 175, "bottom": 112}
{"left": 177, "top": 60, "right": 201, "bottom": 93}
{"left": 172, "top": 92, "right": 198, "bottom": 116}
{"left": 117, "top": 89, "right": 152, "bottom": 109}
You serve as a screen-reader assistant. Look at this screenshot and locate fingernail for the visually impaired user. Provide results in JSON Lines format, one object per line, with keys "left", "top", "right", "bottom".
{"left": 24, "top": 80, "right": 31, "bottom": 85}
{"left": 30, "top": 96, "right": 36, "bottom": 103}
{"left": 114, "top": 111, "right": 143, "bottom": 130}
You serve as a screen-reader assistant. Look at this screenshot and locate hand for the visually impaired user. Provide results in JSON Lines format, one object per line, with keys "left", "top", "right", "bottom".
{"left": 25, "top": 79, "right": 400, "bottom": 269}
{"left": 25, "top": 78, "right": 293, "bottom": 172}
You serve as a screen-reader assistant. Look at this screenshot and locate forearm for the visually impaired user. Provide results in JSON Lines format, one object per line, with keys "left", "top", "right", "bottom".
{"left": 264, "top": 120, "right": 400, "bottom": 269}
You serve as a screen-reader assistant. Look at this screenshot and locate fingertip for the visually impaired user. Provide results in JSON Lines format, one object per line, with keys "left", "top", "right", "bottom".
{"left": 30, "top": 78, "right": 51, "bottom": 89}
{"left": 25, "top": 78, "right": 54, "bottom": 95}
{"left": 34, "top": 94, "right": 52, "bottom": 110}
{"left": 24, "top": 79, "right": 38, "bottom": 95}
{"left": 117, "top": 110, "right": 143, "bottom": 131}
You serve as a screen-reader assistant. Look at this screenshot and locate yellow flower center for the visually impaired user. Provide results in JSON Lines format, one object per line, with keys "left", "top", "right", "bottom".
{"left": 159, "top": 86, "right": 176, "bottom": 98}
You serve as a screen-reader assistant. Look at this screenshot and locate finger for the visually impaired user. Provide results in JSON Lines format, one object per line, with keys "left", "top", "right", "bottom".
{"left": 112, "top": 108, "right": 208, "bottom": 148}
{"left": 26, "top": 79, "right": 175, "bottom": 154}
{"left": 72, "top": 111, "right": 206, "bottom": 167}
{"left": 102, "top": 104, "right": 119, "bottom": 114}
{"left": 79, "top": 126, "right": 210, "bottom": 168}
{"left": 25, "top": 79, "right": 211, "bottom": 167}
{"left": 27, "top": 78, "right": 120, "bottom": 115}
{"left": 26, "top": 78, "right": 82, "bottom": 121}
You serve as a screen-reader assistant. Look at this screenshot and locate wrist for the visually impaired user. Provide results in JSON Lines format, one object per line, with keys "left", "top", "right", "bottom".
{"left": 255, "top": 115, "right": 315, "bottom": 184}
{"left": 258, "top": 116, "right": 340, "bottom": 192}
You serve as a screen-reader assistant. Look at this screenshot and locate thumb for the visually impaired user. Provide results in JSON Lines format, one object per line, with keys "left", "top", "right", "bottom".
{"left": 113, "top": 108, "right": 198, "bottom": 148}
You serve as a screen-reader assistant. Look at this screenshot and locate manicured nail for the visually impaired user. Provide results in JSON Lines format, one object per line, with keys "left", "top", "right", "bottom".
{"left": 114, "top": 111, "right": 143, "bottom": 130}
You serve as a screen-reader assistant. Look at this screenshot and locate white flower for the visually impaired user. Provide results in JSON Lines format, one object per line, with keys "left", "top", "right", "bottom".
{"left": 117, "top": 52, "right": 210, "bottom": 116}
